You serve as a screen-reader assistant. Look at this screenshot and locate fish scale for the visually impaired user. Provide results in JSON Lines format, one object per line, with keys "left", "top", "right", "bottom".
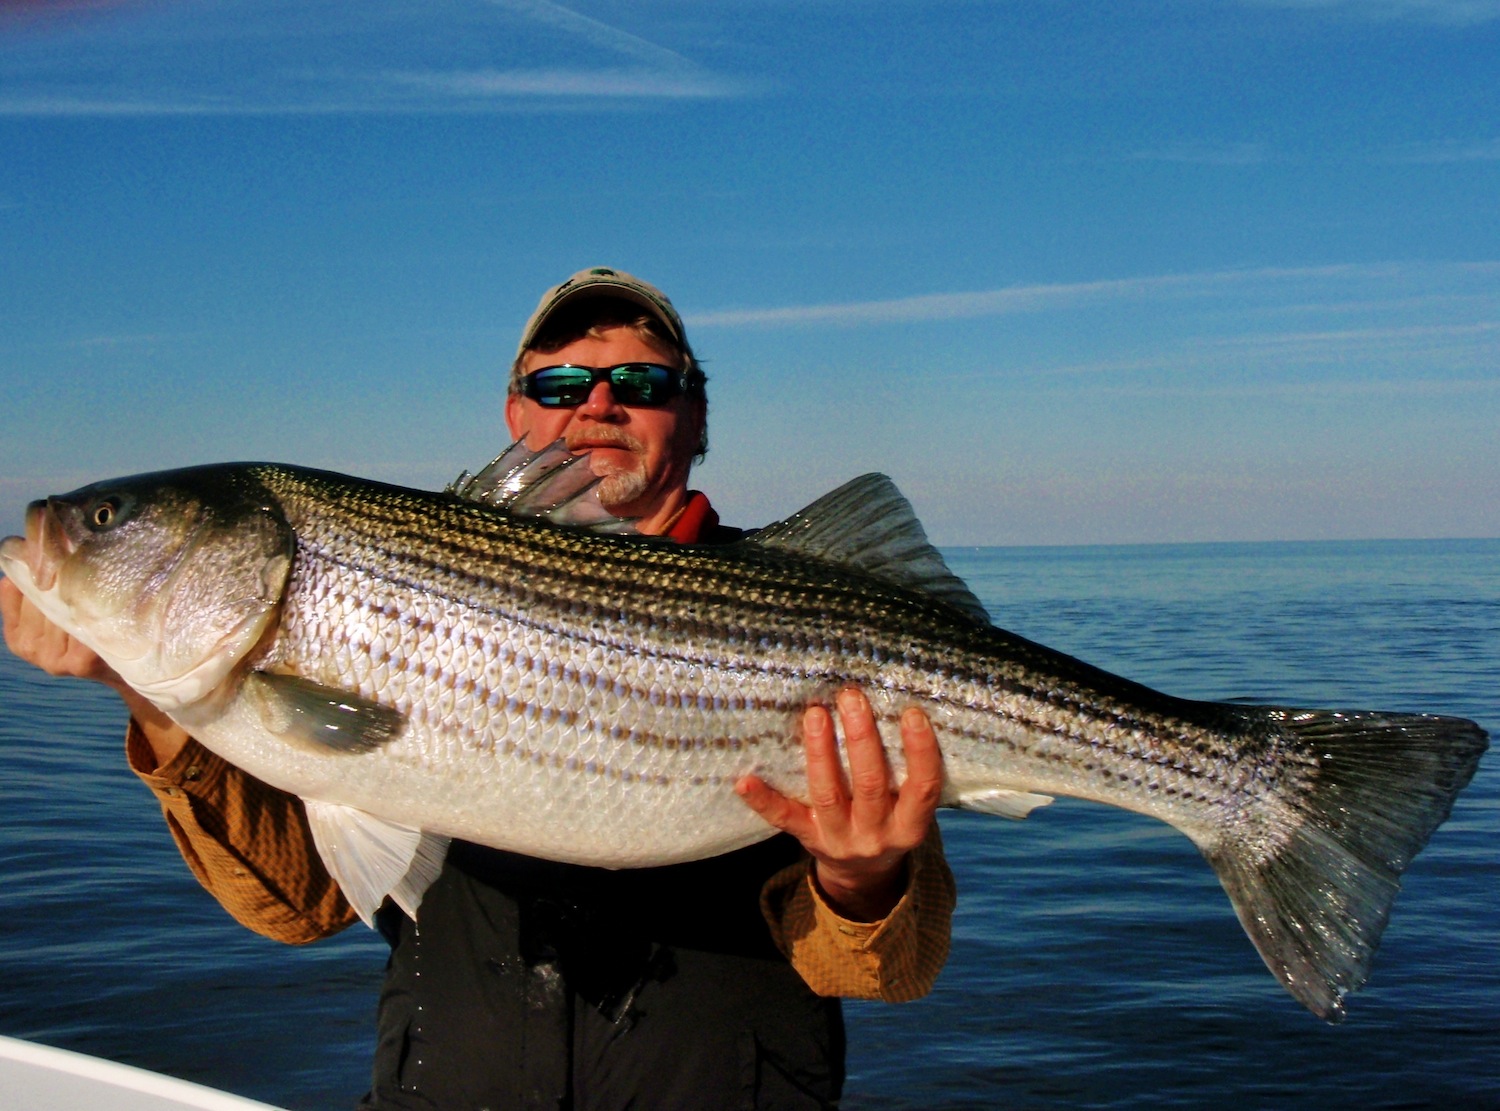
{"left": 0, "top": 454, "right": 1485, "bottom": 1021}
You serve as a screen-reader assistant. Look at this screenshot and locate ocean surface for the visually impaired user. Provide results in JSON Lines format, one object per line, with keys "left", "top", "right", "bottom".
{"left": 1, "top": 539, "right": 1495, "bottom": 1110}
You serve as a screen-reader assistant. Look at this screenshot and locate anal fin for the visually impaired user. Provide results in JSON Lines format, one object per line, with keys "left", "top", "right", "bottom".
{"left": 953, "top": 787, "right": 1055, "bottom": 820}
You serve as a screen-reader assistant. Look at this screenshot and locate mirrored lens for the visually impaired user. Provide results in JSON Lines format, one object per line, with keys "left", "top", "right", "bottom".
{"left": 610, "top": 364, "right": 672, "bottom": 403}
{"left": 528, "top": 367, "right": 598, "bottom": 406}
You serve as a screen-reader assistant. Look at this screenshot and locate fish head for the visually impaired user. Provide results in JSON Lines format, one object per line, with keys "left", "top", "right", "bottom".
{"left": 0, "top": 465, "right": 294, "bottom": 713}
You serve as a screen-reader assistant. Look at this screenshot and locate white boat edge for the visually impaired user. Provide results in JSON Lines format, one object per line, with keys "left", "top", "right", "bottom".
{"left": 0, "top": 1034, "right": 290, "bottom": 1110}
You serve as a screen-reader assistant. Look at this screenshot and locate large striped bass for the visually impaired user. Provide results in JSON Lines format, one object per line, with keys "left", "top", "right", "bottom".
{"left": 0, "top": 442, "right": 1486, "bottom": 1022}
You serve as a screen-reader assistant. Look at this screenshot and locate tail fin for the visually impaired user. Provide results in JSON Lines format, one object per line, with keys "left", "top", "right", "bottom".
{"left": 1201, "top": 708, "right": 1486, "bottom": 1022}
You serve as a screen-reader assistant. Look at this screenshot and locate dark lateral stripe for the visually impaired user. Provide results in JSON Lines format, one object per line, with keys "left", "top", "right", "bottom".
{"left": 415, "top": 692, "right": 756, "bottom": 791}
{"left": 300, "top": 539, "right": 1235, "bottom": 788}
{"left": 339, "top": 578, "right": 1236, "bottom": 795}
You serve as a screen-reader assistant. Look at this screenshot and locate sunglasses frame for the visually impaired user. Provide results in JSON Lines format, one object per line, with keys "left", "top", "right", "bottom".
{"left": 518, "top": 363, "right": 695, "bottom": 408}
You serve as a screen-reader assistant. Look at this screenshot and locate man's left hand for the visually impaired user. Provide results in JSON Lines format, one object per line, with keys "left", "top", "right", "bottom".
{"left": 735, "top": 688, "right": 944, "bottom": 922}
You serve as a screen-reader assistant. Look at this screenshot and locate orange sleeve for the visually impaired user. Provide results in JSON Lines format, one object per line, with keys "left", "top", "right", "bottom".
{"left": 760, "top": 824, "right": 955, "bottom": 1002}
{"left": 125, "top": 719, "right": 357, "bottom": 944}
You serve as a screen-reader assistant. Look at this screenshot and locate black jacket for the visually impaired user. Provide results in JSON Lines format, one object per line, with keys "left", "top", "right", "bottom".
{"left": 363, "top": 837, "right": 844, "bottom": 1110}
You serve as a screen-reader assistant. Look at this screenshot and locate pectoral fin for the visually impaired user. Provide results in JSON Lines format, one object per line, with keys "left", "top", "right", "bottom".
{"left": 248, "top": 672, "right": 405, "bottom": 754}
{"left": 303, "top": 799, "right": 450, "bottom": 926}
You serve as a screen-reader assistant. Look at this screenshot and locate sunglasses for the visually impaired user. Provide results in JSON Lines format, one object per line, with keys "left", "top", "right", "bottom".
{"left": 518, "top": 363, "right": 695, "bottom": 408}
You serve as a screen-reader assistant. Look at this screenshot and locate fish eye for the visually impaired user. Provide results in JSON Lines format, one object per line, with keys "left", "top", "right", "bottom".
{"left": 85, "top": 495, "right": 126, "bottom": 532}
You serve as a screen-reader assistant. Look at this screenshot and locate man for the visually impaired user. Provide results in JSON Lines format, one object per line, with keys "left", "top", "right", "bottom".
{"left": 1, "top": 267, "right": 955, "bottom": 1109}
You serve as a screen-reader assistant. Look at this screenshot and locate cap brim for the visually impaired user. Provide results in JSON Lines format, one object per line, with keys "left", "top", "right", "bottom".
{"left": 517, "top": 276, "right": 685, "bottom": 357}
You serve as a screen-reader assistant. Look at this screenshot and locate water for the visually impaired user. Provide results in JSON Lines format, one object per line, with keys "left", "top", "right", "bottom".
{"left": 1, "top": 540, "right": 1496, "bottom": 1109}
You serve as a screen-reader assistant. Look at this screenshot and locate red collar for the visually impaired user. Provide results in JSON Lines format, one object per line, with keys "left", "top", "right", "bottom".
{"left": 665, "top": 491, "right": 718, "bottom": 544}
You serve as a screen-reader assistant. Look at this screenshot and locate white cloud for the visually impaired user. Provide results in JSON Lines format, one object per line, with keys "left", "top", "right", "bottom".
{"left": 482, "top": 0, "right": 693, "bottom": 69}
{"left": 0, "top": 0, "right": 746, "bottom": 115}
{"left": 689, "top": 263, "right": 1500, "bottom": 410}
{"left": 1203, "top": 321, "right": 1500, "bottom": 386}
{"left": 687, "top": 263, "right": 1492, "bottom": 329}
{"left": 382, "top": 67, "right": 744, "bottom": 101}
{"left": 1383, "top": 138, "right": 1500, "bottom": 163}
{"left": 1128, "top": 141, "right": 1272, "bottom": 166}
{"left": 689, "top": 276, "right": 1173, "bottom": 328}
{"left": 56, "top": 332, "right": 188, "bottom": 350}
{"left": 1239, "top": 0, "right": 1500, "bottom": 24}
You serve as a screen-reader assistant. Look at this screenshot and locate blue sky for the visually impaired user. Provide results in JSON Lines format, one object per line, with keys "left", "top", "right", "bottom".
{"left": 1, "top": 0, "right": 1496, "bottom": 545}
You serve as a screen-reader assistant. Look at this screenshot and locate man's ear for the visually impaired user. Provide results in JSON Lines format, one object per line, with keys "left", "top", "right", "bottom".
{"left": 691, "top": 394, "right": 708, "bottom": 454}
{"left": 504, "top": 392, "right": 526, "bottom": 440}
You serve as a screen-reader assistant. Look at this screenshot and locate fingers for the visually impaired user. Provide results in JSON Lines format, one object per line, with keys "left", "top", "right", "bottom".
{"left": 895, "top": 703, "right": 944, "bottom": 814}
{"left": 734, "top": 773, "right": 815, "bottom": 843}
{"left": 734, "top": 699, "right": 856, "bottom": 848}
{"left": 830, "top": 690, "right": 943, "bottom": 845}
{"left": 735, "top": 689, "right": 942, "bottom": 849}
{"left": 2, "top": 579, "right": 61, "bottom": 667}
{"left": 837, "top": 688, "right": 898, "bottom": 830}
{"left": 0, "top": 578, "right": 22, "bottom": 652}
{"left": 801, "top": 700, "right": 854, "bottom": 835}
{"left": 0, "top": 579, "right": 110, "bottom": 681}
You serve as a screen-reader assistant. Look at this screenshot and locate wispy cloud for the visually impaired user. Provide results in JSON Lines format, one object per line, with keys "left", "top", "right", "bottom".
{"left": 1124, "top": 137, "right": 1500, "bottom": 168}
{"left": 690, "top": 263, "right": 1500, "bottom": 403}
{"left": 690, "top": 276, "right": 1175, "bottom": 328}
{"left": 1128, "top": 141, "right": 1272, "bottom": 166}
{"left": 1169, "top": 320, "right": 1497, "bottom": 379}
{"left": 0, "top": 0, "right": 749, "bottom": 115}
{"left": 961, "top": 318, "right": 1500, "bottom": 403}
{"left": 1383, "top": 137, "right": 1500, "bottom": 164}
{"left": 1203, "top": 318, "right": 1500, "bottom": 352}
{"left": 55, "top": 331, "right": 186, "bottom": 350}
{"left": 687, "top": 263, "right": 1498, "bottom": 329}
{"left": 382, "top": 67, "right": 742, "bottom": 101}
{"left": 482, "top": 0, "right": 692, "bottom": 70}
{"left": 1238, "top": 0, "right": 1500, "bottom": 24}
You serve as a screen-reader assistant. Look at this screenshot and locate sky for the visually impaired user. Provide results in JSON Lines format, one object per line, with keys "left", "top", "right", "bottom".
{"left": 0, "top": 0, "right": 1496, "bottom": 546}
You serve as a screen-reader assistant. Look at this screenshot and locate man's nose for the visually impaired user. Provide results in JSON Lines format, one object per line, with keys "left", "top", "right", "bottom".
{"left": 576, "top": 380, "right": 625, "bottom": 419}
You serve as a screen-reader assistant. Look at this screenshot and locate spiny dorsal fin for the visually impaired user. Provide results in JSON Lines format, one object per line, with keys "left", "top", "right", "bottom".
{"left": 746, "top": 473, "right": 990, "bottom": 624}
{"left": 448, "top": 438, "right": 639, "bottom": 535}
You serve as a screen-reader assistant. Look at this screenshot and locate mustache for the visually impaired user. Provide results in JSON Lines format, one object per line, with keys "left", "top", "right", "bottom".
{"left": 565, "top": 426, "right": 644, "bottom": 454}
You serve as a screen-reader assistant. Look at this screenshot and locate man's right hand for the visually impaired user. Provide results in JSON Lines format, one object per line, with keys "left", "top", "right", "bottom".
{"left": 2, "top": 577, "right": 192, "bottom": 766}
{"left": 1, "top": 577, "right": 122, "bottom": 684}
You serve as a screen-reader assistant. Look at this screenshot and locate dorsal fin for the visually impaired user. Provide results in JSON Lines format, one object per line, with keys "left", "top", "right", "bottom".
{"left": 447, "top": 438, "right": 639, "bottom": 534}
{"left": 746, "top": 473, "right": 990, "bottom": 624}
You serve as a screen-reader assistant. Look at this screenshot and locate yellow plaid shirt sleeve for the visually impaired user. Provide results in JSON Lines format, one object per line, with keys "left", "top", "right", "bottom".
{"left": 126, "top": 721, "right": 357, "bottom": 944}
{"left": 759, "top": 824, "right": 955, "bottom": 1002}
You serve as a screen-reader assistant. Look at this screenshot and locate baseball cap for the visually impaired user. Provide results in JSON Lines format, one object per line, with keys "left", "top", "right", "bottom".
{"left": 516, "top": 266, "right": 689, "bottom": 358}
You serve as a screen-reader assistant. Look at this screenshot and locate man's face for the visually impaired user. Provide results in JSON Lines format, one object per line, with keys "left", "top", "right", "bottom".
{"left": 505, "top": 325, "right": 706, "bottom": 535}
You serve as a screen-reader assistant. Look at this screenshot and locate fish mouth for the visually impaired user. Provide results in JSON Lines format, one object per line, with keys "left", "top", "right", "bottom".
{"left": 0, "top": 502, "right": 68, "bottom": 593}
